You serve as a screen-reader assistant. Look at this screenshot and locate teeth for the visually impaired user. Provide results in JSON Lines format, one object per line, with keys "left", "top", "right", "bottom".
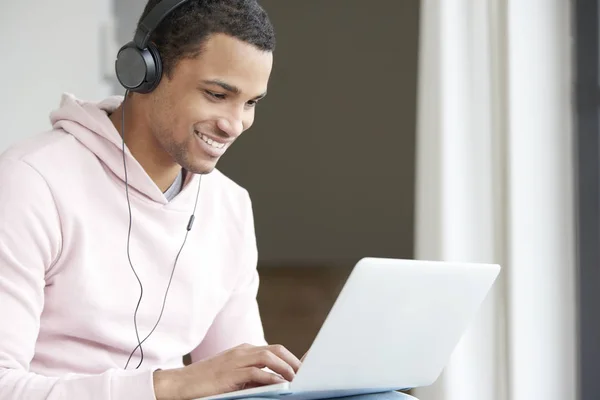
{"left": 195, "top": 131, "right": 225, "bottom": 149}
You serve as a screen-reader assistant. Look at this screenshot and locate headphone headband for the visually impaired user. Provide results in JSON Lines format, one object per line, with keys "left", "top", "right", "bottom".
{"left": 134, "top": 0, "right": 189, "bottom": 49}
{"left": 116, "top": 0, "right": 189, "bottom": 93}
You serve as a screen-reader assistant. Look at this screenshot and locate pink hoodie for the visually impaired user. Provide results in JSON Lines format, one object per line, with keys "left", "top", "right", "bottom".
{"left": 0, "top": 93, "right": 267, "bottom": 399}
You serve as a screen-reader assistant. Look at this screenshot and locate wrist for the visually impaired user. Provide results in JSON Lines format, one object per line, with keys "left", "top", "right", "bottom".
{"left": 153, "top": 368, "right": 182, "bottom": 400}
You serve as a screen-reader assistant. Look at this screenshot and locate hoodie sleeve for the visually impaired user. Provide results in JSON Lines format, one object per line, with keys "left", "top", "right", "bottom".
{"left": 0, "top": 157, "right": 157, "bottom": 400}
{"left": 190, "top": 190, "right": 268, "bottom": 362}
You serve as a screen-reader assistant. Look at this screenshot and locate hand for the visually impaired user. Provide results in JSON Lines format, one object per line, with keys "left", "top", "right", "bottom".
{"left": 153, "top": 343, "right": 302, "bottom": 400}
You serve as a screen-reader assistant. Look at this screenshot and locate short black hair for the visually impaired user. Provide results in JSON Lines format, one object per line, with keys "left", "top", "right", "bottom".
{"left": 137, "top": 0, "right": 276, "bottom": 78}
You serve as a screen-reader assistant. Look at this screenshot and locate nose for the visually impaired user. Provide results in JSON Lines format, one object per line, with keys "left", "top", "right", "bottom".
{"left": 216, "top": 115, "right": 244, "bottom": 138}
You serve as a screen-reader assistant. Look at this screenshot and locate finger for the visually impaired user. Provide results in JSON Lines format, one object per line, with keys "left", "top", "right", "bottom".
{"left": 216, "top": 343, "right": 254, "bottom": 359}
{"left": 266, "top": 344, "right": 302, "bottom": 373}
{"left": 233, "top": 343, "right": 254, "bottom": 350}
{"left": 226, "top": 343, "right": 256, "bottom": 361}
{"left": 239, "top": 348, "right": 296, "bottom": 382}
{"left": 236, "top": 367, "right": 288, "bottom": 387}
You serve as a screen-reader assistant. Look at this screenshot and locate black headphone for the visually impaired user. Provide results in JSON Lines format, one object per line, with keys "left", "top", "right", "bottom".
{"left": 115, "top": 0, "right": 202, "bottom": 370}
{"left": 115, "top": 0, "right": 189, "bottom": 94}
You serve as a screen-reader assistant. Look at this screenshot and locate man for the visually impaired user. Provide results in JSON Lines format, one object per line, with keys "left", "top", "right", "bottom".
{"left": 0, "top": 1, "right": 302, "bottom": 399}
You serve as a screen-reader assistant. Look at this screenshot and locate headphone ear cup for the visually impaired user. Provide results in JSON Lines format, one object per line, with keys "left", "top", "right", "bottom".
{"left": 115, "top": 42, "right": 147, "bottom": 92}
{"left": 136, "top": 42, "right": 163, "bottom": 94}
{"left": 115, "top": 41, "right": 163, "bottom": 94}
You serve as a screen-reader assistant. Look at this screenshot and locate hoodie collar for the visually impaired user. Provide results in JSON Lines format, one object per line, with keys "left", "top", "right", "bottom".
{"left": 49, "top": 93, "right": 189, "bottom": 205}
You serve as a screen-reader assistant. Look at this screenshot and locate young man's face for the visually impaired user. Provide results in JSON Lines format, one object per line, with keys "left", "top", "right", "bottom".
{"left": 146, "top": 33, "right": 273, "bottom": 174}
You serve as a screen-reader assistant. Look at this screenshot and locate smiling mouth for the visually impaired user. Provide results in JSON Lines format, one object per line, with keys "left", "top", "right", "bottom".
{"left": 195, "top": 130, "right": 226, "bottom": 149}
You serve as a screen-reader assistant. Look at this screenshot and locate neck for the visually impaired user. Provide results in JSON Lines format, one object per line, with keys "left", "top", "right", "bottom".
{"left": 109, "top": 95, "right": 181, "bottom": 192}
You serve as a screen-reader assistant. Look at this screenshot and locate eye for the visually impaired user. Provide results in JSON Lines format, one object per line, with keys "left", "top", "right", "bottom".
{"left": 205, "top": 90, "right": 226, "bottom": 100}
{"left": 246, "top": 100, "right": 258, "bottom": 108}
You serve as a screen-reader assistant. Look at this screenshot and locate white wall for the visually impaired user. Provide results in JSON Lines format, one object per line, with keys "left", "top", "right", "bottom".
{"left": 0, "top": 0, "right": 114, "bottom": 152}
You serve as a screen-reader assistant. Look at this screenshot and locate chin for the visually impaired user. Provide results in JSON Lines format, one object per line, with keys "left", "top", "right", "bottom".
{"left": 184, "top": 159, "right": 219, "bottom": 175}
{"left": 178, "top": 143, "right": 223, "bottom": 174}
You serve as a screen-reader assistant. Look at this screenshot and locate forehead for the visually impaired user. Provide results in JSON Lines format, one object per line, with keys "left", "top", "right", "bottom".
{"left": 176, "top": 33, "right": 273, "bottom": 95}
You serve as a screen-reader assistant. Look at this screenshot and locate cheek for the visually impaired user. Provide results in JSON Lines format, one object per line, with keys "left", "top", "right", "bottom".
{"left": 171, "top": 115, "right": 192, "bottom": 142}
{"left": 179, "top": 108, "right": 209, "bottom": 136}
{"left": 151, "top": 98, "right": 190, "bottom": 142}
{"left": 243, "top": 112, "right": 256, "bottom": 131}
{"left": 184, "top": 100, "right": 215, "bottom": 127}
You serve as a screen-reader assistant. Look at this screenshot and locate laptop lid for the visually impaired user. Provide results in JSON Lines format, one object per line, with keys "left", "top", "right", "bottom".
{"left": 290, "top": 257, "right": 501, "bottom": 392}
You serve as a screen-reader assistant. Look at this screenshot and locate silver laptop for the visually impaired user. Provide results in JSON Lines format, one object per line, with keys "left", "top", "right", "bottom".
{"left": 197, "top": 257, "right": 501, "bottom": 400}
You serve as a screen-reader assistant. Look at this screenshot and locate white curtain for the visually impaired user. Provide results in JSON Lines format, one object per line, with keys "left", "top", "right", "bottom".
{"left": 412, "top": 1, "right": 578, "bottom": 400}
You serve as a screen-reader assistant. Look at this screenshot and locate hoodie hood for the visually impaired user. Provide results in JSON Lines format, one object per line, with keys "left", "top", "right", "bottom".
{"left": 49, "top": 93, "right": 175, "bottom": 204}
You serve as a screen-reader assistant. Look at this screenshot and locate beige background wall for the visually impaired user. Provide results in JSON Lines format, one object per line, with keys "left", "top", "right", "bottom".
{"left": 218, "top": 0, "right": 421, "bottom": 267}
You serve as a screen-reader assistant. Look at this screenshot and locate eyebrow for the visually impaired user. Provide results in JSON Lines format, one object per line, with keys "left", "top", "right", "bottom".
{"left": 202, "top": 79, "right": 267, "bottom": 100}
